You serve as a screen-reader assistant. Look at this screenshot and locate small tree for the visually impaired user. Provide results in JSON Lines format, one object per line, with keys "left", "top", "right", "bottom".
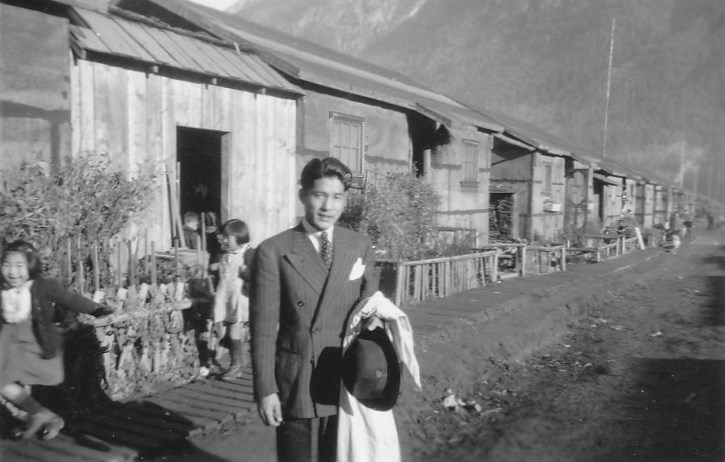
{"left": 0, "top": 153, "right": 158, "bottom": 280}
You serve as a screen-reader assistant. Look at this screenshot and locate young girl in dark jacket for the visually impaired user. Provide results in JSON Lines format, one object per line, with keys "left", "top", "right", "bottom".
{"left": 0, "top": 240, "right": 113, "bottom": 440}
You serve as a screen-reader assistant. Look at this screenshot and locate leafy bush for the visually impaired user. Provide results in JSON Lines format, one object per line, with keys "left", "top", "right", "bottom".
{"left": 0, "top": 154, "right": 158, "bottom": 280}
{"left": 341, "top": 172, "right": 441, "bottom": 261}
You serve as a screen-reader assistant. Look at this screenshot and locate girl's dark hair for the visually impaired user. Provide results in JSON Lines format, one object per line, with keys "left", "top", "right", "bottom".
{"left": 2, "top": 240, "right": 42, "bottom": 279}
{"left": 222, "top": 219, "right": 250, "bottom": 246}
{"left": 300, "top": 157, "right": 353, "bottom": 191}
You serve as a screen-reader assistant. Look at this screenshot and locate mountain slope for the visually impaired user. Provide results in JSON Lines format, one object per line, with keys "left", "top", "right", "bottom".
{"left": 232, "top": 0, "right": 725, "bottom": 186}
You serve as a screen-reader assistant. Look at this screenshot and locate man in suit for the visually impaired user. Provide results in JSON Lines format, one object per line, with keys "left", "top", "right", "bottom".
{"left": 251, "top": 157, "right": 378, "bottom": 462}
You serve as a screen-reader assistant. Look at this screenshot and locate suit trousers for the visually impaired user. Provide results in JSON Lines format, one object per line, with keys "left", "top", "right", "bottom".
{"left": 277, "top": 415, "right": 338, "bottom": 462}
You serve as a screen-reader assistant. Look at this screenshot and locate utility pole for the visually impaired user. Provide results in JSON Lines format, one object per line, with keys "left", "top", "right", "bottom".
{"left": 679, "top": 139, "right": 685, "bottom": 189}
{"left": 602, "top": 17, "right": 615, "bottom": 158}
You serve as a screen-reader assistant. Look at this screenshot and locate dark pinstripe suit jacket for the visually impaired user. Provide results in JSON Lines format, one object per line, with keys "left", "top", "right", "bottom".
{"left": 250, "top": 223, "right": 378, "bottom": 419}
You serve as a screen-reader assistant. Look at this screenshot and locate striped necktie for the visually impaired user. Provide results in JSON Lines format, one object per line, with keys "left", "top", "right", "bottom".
{"left": 320, "top": 231, "right": 333, "bottom": 269}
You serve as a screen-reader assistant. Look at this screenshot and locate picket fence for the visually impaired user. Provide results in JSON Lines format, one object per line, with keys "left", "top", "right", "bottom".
{"left": 389, "top": 235, "right": 641, "bottom": 306}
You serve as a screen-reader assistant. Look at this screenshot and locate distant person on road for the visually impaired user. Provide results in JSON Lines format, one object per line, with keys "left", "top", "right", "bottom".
{"left": 0, "top": 240, "right": 113, "bottom": 440}
{"left": 250, "top": 157, "right": 378, "bottom": 462}
{"left": 210, "top": 219, "right": 254, "bottom": 380}
{"left": 682, "top": 217, "right": 694, "bottom": 242}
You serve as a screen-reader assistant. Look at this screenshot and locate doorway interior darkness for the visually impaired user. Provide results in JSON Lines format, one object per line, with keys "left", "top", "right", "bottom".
{"left": 490, "top": 192, "right": 515, "bottom": 240}
{"left": 176, "top": 126, "right": 223, "bottom": 249}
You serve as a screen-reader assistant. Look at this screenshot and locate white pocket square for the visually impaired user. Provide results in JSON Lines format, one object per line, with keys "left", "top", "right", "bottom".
{"left": 348, "top": 258, "right": 365, "bottom": 280}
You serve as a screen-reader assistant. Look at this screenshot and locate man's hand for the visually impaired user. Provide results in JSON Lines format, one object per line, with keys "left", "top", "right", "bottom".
{"left": 258, "top": 393, "right": 283, "bottom": 427}
{"left": 364, "top": 316, "right": 384, "bottom": 331}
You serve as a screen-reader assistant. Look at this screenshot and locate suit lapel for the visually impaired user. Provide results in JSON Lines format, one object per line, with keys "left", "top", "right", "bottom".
{"left": 284, "top": 224, "right": 328, "bottom": 293}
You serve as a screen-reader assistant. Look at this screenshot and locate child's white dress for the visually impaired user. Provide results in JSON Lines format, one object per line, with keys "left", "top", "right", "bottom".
{"left": 213, "top": 244, "right": 252, "bottom": 324}
{"left": 0, "top": 282, "right": 63, "bottom": 388}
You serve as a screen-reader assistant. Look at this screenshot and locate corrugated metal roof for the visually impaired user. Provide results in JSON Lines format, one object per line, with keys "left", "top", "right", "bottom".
{"left": 593, "top": 172, "right": 622, "bottom": 186}
{"left": 133, "top": 0, "right": 503, "bottom": 133}
{"left": 69, "top": 8, "right": 301, "bottom": 94}
{"left": 478, "top": 109, "right": 594, "bottom": 166}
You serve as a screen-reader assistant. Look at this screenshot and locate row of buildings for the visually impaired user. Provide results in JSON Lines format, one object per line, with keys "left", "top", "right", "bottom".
{"left": 2, "top": 0, "right": 719, "bottom": 249}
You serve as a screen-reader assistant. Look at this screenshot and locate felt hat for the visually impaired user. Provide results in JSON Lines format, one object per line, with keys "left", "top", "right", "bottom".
{"left": 341, "top": 326, "right": 401, "bottom": 411}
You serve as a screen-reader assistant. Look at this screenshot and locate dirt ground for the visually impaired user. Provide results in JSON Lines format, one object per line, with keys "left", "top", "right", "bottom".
{"left": 408, "top": 229, "right": 725, "bottom": 462}
{"left": 154, "top": 229, "right": 725, "bottom": 462}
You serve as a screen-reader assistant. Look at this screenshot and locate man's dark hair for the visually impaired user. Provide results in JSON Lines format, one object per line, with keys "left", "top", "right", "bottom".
{"left": 222, "top": 219, "right": 251, "bottom": 246}
{"left": 300, "top": 157, "right": 353, "bottom": 191}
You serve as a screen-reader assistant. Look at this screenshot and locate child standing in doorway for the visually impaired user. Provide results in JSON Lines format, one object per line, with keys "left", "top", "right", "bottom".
{"left": 210, "top": 219, "right": 254, "bottom": 380}
{"left": 0, "top": 240, "right": 113, "bottom": 439}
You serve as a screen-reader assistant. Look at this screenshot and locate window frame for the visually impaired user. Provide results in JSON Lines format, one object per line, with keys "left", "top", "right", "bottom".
{"left": 461, "top": 139, "right": 480, "bottom": 187}
{"left": 329, "top": 111, "right": 365, "bottom": 177}
{"left": 543, "top": 162, "right": 553, "bottom": 195}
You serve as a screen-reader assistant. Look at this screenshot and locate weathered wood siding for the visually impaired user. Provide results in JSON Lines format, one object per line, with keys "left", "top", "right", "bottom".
{"left": 297, "top": 92, "right": 411, "bottom": 174}
{"left": 634, "top": 183, "right": 655, "bottom": 228}
{"left": 564, "top": 160, "right": 592, "bottom": 235}
{"left": 0, "top": 4, "right": 71, "bottom": 179}
{"left": 601, "top": 178, "right": 623, "bottom": 226}
{"left": 653, "top": 185, "right": 669, "bottom": 226}
{"left": 530, "top": 153, "right": 566, "bottom": 241}
{"left": 70, "top": 59, "right": 297, "bottom": 247}
{"left": 622, "top": 178, "right": 637, "bottom": 215}
{"left": 429, "top": 127, "right": 492, "bottom": 246}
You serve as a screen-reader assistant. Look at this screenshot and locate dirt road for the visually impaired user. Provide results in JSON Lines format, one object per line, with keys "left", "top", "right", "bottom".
{"left": 413, "top": 229, "right": 725, "bottom": 462}
{"left": 152, "top": 230, "right": 725, "bottom": 462}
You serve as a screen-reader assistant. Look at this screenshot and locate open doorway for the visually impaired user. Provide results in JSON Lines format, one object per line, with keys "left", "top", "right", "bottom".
{"left": 489, "top": 192, "right": 516, "bottom": 241}
{"left": 176, "top": 126, "right": 223, "bottom": 254}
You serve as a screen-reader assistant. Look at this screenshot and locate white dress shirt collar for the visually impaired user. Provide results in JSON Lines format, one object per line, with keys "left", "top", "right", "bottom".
{"left": 301, "top": 219, "right": 334, "bottom": 253}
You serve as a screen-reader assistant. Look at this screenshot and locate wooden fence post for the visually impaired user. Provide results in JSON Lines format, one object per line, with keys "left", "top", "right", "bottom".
{"left": 520, "top": 246, "right": 527, "bottom": 277}
{"left": 394, "top": 263, "right": 405, "bottom": 307}
{"left": 491, "top": 252, "right": 499, "bottom": 284}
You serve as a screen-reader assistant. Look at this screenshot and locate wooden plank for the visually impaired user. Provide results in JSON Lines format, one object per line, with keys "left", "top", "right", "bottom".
{"left": 0, "top": 434, "right": 125, "bottom": 462}
{"left": 105, "top": 65, "right": 128, "bottom": 164}
{"left": 83, "top": 412, "right": 185, "bottom": 443}
{"left": 105, "top": 401, "right": 194, "bottom": 426}
{"left": 154, "top": 391, "right": 243, "bottom": 416}
{"left": 126, "top": 69, "right": 147, "bottom": 174}
{"left": 92, "top": 62, "right": 110, "bottom": 154}
{"left": 96, "top": 405, "right": 197, "bottom": 435}
{"left": 167, "top": 388, "right": 254, "bottom": 411}
{"left": 143, "top": 396, "right": 225, "bottom": 425}
{"left": 78, "top": 59, "right": 96, "bottom": 153}
{"left": 73, "top": 420, "right": 166, "bottom": 452}
{"left": 145, "top": 73, "right": 165, "bottom": 246}
{"left": 70, "top": 58, "right": 81, "bottom": 156}
{"left": 200, "top": 82, "right": 215, "bottom": 130}
{"left": 40, "top": 433, "right": 132, "bottom": 462}
{"left": 205, "top": 376, "right": 254, "bottom": 392}
{"left": 182, "top": 382, "right": 255, "bottom": 401}
{"left": 159, "top": 77, "right": 175, "bottom": 249}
